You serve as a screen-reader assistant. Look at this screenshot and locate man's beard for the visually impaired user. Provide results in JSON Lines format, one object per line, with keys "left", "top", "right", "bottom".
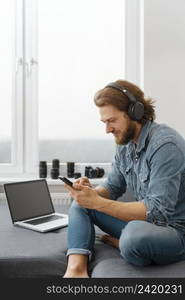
{"left": 114, "top": 121, "right": 136, "bottom": 145}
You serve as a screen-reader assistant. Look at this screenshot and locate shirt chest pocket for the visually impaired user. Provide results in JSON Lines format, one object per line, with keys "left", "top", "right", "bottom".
{"left": 120, "top": 163, "right": 133, "bottom": 187}
{"left": 139, "top": 166, "right": 150, "bottom": 196}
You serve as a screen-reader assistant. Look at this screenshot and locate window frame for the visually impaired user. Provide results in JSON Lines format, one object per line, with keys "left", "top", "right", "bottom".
{"left": 0, "top": 0, "right": 24, "bottom": 174}
{"left": 0, "top": 0, "right": 144, "bottom": 177}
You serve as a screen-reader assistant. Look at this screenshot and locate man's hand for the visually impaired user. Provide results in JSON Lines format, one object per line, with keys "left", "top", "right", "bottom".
{"left": 64, "top": 183, "right": 102, "bottom": 210}
{"left": 72, "top": 176, "right": 92, "bottom": 190}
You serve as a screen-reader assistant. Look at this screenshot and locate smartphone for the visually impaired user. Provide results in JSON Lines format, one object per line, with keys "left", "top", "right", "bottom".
{"left": 58, "top": 176, "right": 73, "bottom": 187}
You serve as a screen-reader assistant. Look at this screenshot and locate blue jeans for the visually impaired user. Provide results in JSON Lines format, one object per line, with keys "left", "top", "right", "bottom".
{"left": 67, "top": 201, "right": 185, "bottom": 266}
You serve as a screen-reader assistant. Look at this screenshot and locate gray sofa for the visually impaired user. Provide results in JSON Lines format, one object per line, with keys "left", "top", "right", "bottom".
{"left": 0, "top": 190, "right": 185, "bottom": 278}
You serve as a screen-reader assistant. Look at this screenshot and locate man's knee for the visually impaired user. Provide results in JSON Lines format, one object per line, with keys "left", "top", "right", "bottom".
{"left": 69, "top": 200, "right": 88, "bottom": 215}
{"left": 119, "top": 220, "right": 151, "bottom": 266}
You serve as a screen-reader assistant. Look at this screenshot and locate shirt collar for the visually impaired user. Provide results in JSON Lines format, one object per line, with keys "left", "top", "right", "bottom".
{"left": 135, "top": 120, "right": 153, "bottom": 153}
{"left": 122, "top": 120, "right": 155, "bottom": 157}
{"left": 125, "top": 120, "right": 153, "bottom": 155}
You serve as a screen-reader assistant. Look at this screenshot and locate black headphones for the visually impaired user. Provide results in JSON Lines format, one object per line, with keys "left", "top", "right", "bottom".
{"left": 105, "top": 82, "right": 144, "bottom": 121}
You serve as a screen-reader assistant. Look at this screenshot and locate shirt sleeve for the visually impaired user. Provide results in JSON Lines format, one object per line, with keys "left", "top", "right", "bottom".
{"left": 141, "top": 142, "right": 184, "bottom": 226}
{"left": 101, "top": 149, "right": 127, "bottom": 200}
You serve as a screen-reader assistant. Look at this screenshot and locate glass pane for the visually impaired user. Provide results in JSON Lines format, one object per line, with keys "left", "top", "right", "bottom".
{"left": 38, "top": 0, "right": 124, "bottom": 163}
{"left": 0, "top": 0, "right": 14, "bottom": 163}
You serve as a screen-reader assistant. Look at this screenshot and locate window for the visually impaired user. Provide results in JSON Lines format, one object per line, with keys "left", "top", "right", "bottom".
{"left": 0, "top": 0, "right": 13, "bottom": 163}
{"left": 38, "top": 0, "right": 124, "bottom": 163}
{"left": 0, "top": 0, "right": 23, "bottom": 173}
{"left": 0, "top": 0, "right": 143, "bottom": 176}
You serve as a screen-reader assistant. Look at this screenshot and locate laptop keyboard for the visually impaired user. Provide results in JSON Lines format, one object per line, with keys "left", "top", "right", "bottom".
{"left": 25, "top": 215, "right": 64, "bottom": 225}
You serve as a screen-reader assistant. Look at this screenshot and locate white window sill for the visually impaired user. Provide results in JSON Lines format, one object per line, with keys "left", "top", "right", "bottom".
{"left": 0, "top": 176, "right": 106, "bottom": 193}
{"left": 0, "top": 176, "right": 105, "bottom": 185}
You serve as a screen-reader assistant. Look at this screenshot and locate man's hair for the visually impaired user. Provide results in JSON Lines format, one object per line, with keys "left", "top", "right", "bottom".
{"left": 94, "top": 80, "right": 156, "bottom": 124}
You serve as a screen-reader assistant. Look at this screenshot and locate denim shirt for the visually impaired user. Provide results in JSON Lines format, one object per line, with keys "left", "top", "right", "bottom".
{"left": 102, "top": 120, "right": 185, "bottom": 233}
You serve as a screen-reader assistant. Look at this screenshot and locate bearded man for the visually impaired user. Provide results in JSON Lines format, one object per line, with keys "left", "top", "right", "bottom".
{"left": 63, "top": 80, "right": 185, "bottom": 278}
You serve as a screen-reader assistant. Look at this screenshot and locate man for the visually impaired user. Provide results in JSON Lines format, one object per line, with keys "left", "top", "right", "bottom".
{"left": 63, "top": 80, "right": 185, "bottom": 278}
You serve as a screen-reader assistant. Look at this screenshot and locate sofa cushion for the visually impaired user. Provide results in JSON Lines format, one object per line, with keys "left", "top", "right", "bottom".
{"left": 0, "top": 203, "right": 69, "bottom": 278}
{"left": 90, "top": 241, "right": 185, "bottom": 277}
{"left": 0, "top": 202, "right": 185, "bottom": 278}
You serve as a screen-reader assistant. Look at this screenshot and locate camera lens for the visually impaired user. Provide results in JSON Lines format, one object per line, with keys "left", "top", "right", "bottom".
{"left": 85, "top": 166, "right": 92, "bottom": 178}
{"left": 95, "top": 167, "right": 105, "bottom": 178}
{"left": 74, "top": 172, "right": 81, "bottom": 179}
{"left": 51, "top": 159, "right": 60, "bottom": 179}
{"left": 39, "top": 161, "right": 47, "bottom": 178}
{"left": 67, "top": 162, "right": 75, "bottom": 178}
{"left": 89, "top": 168, "right": 97, "bottom": 178}
{"left": 50, "top": 168, "right": 59, "bottom": 179}
{"left": 85, "top": 166, "right": 105, "bottom": 178}
{"left": 52, "top": 159, "right": 60, "bottom": 169}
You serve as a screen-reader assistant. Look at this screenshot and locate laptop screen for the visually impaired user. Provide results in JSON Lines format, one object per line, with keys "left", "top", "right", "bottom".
{"left": 4, "top": 179, "right": 54, "bottom": 222}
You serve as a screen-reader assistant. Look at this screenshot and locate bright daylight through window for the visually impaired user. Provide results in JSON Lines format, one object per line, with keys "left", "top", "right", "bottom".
{"left": 38, "top": 0, "right": 125, "bottom": 163}
{"left": 0, "top": 0, "right": 127, "bottom": 175}
{"left": 0, "top": 0, "right": 14, "bottom": 164}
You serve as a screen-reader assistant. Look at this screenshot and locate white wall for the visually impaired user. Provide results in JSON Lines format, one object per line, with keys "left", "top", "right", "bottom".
{"left": 144, "top": 0, "right": 185, "bottom": 137}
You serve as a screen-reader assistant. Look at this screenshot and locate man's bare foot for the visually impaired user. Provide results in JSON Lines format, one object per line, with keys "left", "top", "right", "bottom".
{"left": 63, "top": 270, "right": 89, "bottom": 278}
{"left": 63, "top": 254, "right": 89, "bottom": 278}
{"left": 100, "top": 234, "right": 119, "bottom": 249}
{"left": 63, "top": 265, "right": 89, "bottom": 278}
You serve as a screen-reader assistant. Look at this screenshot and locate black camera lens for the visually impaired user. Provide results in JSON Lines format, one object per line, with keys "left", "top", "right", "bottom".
{"left": 67, "top": 162, "right": 75, "bottom": 178}
{"left": 89, "top": 169, "right": 96, "bottom": 178}
{"left": 74, "top": 172, "right": 81, "bottom": 179}
{"left": 85, "top": 166, "right": 92, "bottom": 178}
{"left": 39, "top": 161, "right": 47, "bottom": 178}
{"left": 51, "top": 159, "right": 60, "bottom": 179}
{"left": 95, "top": 167, "right": 105, "bottom": 178}
{"left": 50, "top": 168, "right": 59, "bottom": 179}
{"left": 85, "top": 166, "right": 105, "bottom": 178}
{"left": 52, "top": 159, "right": 60, "bottom": 169}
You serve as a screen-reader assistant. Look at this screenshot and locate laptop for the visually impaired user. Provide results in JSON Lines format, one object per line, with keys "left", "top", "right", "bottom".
{"left": 4, "top": 179, "right": 68, "bottom": 232}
